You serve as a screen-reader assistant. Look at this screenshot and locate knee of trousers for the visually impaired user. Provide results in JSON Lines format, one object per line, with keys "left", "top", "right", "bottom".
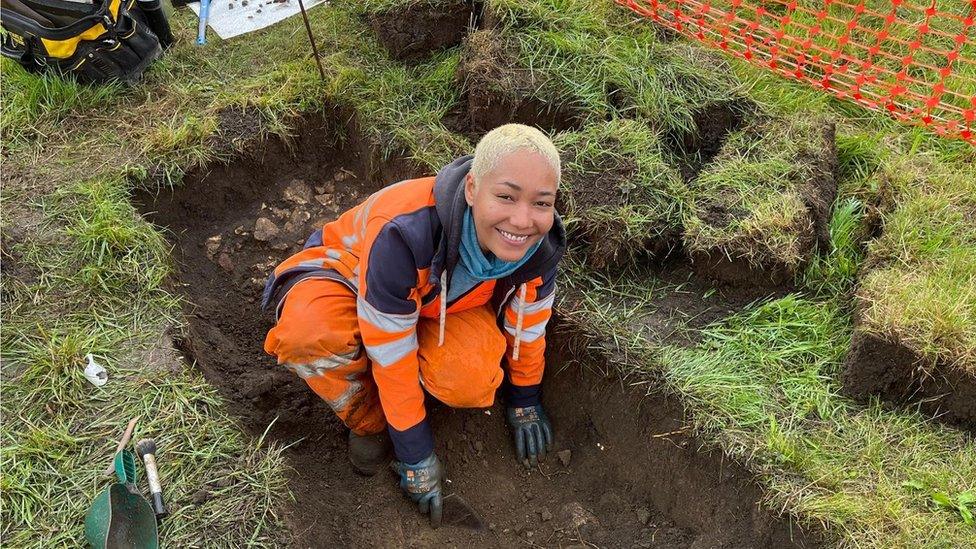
{"left": 264, "top": 278, "right": 360, "bottom": 366}
{"left": 416, "top": 305, "right": 506, "bottom": 408}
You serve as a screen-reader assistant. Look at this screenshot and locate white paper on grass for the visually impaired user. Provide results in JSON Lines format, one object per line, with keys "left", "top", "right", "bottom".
{"left": 189, "top": 0, "right": 328, "bottom": 40}
{"left": 84, "top": 353, "right": 108, "bottom": 387}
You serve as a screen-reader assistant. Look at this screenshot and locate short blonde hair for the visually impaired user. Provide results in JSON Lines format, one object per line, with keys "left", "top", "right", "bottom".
{"left": 471, "top": 124, "right": 560, "bottom": 186}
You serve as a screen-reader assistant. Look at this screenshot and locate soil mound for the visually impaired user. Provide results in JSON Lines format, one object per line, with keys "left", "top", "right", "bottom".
{"left": 369, "top": 1, "right": 473, "bottom": 62}
{"left": 450, "top": 29, "right": 584, "bottom": 138}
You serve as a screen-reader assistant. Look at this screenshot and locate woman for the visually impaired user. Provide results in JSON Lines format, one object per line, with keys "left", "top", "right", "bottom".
{"left": 263, "top": 123, "right": 565, "bottom": 526}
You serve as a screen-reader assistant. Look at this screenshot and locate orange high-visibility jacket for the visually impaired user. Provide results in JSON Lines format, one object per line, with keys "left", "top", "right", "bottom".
{"left": 263, "top": 156, "right": 566, "bottom": 462}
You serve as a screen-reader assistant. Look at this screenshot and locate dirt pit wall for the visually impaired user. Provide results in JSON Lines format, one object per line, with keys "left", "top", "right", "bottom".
{"left": 136, "top": 112, "right": 822, "bottom": 547}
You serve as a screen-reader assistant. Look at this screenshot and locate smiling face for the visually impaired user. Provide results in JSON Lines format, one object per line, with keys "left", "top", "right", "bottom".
{"left": 464, "top": 149, "right": 559, "bottom": 263}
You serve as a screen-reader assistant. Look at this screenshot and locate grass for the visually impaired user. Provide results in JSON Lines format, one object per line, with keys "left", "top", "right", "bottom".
{"left": 468, "top": 0, "right": 745, "bottom": 135}
{"left": 554, "top": 118, "right": 686, "bottom": 267}
{"left": 2, "top": 0, "right": 976, "bottom": 546}
{"left": 561, "top": 261, "right": 976, "bottom": 547}
{"left": 682, "top": 111, "right": 835, "bottom": 272}
{"left": 1, "top": 171, "right": 288, "bottom": 545}
{"left": 856, "top": 156, "right": 976, "bottom": 372}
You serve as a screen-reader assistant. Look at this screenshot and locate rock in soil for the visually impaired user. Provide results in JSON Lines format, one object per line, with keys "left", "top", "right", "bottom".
{"left": 253, "top": 217, "right": 279, "bottom": 241}
{"left": 283, "top": 179, "right": 312, "bottom": 205}
{"left": 636, "top": 505, "right": 651, "bottom": 525}
{"left": 217, "top": 253, "right": 234, "bottom": 272}
{"left": 557, "top": 448, "right": 572, "bottom": 466}
{"left": 205, "top": 234, "right": 221, "bottom": 259}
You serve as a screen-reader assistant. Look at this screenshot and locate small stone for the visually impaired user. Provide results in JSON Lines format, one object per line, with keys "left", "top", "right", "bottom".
{"left": 283, "top": 180, "right": 312, "bottom": 205}
{"left": 241, "top": 0, "right": 247, "bottom": 4}
{"left": 256, "top": 8, "right": 261, "bottom": 12}
{"left": 540, "top": 508, "right": 553, "bottom": 522}
{"left": 636, "top": 506, "right": 651, "bottom": 525}
{"left": 217, "top": 253, "right": 234, "bottom": 272}
{"left": 557, "top": 449, "right": 572, "bottom": 467}
{"left": 205, "top": 234, "right": 221, "bottom": 259}
{"left": 473, "top": 440, "right": 484, "bottom": 453}
{"left": 314, "top": 193, "right": 333, "bottom": 206}
{"left": 525, "top": 531, "right": 533, "bottom": 538}
{"left": 228, "top": 2, "right": 233, "bottom": 8}
{"left": 271, "top": 242, "right": 289, "bottom": 251}
{"left": 253, "top": 218, "right": 279, "bottom": 241}
{"left": 316, "top": 181, "right": 335, "bottom": 194}
{"left": 234, "top": 225, "right": 245, "bottom": 235}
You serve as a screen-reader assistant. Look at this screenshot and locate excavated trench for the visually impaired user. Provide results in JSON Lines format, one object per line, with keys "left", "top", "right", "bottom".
{"left": 135, "top": 110, "right": 824, "bottom": 547}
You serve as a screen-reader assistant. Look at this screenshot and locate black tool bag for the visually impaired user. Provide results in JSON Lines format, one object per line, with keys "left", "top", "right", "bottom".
{"left": 1, "top": 0, "right": 163, "bottom": 84}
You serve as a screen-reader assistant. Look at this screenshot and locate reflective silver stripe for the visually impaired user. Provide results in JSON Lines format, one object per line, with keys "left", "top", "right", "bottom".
{"left": 365, "top": 332, "right": 418, "bottom": 367}
{"left": 326, "top": 249, "right": 342, "bottom": 260}
{"left": 504, "top": 319, "right": 548, "bottom": 343}
{"left": 357, "top": 297, "right": 418, "bottom": 333}
{"left": 328, "top": 378, "right": 361, "bottom": 411}
{"left": 283, "top": 348, "right": 361, "bottom": 379}
{"left": 297, "top": 259, "right": 326, "bottom": 269}
{"left": 342, "top": 234, "right": 358, "bottom": 248}
{"left": 507, "top": 291, "right": 555, "bottom": 316}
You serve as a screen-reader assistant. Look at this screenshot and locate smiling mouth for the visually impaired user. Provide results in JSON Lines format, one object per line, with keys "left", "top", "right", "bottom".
{"left": 497, "top": 228, "right": 530, "bottom": 244}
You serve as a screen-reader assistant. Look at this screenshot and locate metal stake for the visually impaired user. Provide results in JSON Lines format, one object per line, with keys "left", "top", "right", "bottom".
{"left": 297, "top": 0, "right": 326, "bottom": 81}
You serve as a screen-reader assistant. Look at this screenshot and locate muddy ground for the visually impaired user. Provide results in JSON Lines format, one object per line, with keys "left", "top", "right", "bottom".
{"left": 135, "top": 113, "right": 824, "bottom": 547}
{"left": 842, "top": 332, "right": 976, "bottom": 432}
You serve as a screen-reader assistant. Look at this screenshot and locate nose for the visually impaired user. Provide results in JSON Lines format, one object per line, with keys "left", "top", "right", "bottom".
{"left": 509, "top": 203, "right": 532, "bottom": 230}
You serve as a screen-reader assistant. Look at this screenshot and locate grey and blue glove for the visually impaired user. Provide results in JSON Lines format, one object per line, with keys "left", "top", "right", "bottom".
{"left": 506, "top": 404, "right": 554, "bottom": 467}
{"left": 394, "top": 452, "right": 443, "bottom": 528}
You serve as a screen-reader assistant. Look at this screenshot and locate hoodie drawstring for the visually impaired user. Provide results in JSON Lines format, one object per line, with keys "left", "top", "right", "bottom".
{"left": 438, "top": 270, "right": 448, "bottom": 347}
{"left": 512, "top": 283, "right": 527, "bottom": 361}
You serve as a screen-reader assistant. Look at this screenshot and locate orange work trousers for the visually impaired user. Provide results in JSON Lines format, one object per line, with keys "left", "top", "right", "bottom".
{"left": 264, "top": 278, "right": 506, "bottom": 435}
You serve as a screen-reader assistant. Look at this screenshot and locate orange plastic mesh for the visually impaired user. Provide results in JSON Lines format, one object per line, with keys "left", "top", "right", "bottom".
{"left": 617, "top": 0, "right": 976, "bottom": 144}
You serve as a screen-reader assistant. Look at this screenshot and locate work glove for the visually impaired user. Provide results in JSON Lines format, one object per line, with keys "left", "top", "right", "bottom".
{"left": 394, "top": 452, "right": 444, "bottom": 528}
{"left": 506, "top": 404, "right": 554, "bottom": 467}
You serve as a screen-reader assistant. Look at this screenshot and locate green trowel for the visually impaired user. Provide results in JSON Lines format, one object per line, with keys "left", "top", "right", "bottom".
{"left": 85, "top": 450, "right": 159, "bottom": 549}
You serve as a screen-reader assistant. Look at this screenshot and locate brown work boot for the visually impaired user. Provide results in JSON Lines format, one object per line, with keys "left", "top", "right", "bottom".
{"left": 348, "top": 430, "right": 392, "bottom": 476}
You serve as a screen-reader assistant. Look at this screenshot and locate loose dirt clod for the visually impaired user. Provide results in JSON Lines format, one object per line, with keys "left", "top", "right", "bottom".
{"left": 253, "top": 218, "right": 279, "bottom": 241}
{"left": 557, "top": 448, "right": 572, "bottom": 467}
{"left": 368, "top": 0, "right": 472, "bottom": 62}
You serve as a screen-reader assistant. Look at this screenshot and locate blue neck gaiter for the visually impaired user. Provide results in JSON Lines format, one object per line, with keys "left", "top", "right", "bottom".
{"left": 459, "top": 208, "right": 541, "bottom": 281}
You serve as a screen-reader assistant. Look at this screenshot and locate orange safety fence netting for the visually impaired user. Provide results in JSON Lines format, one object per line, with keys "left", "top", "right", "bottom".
{"left": 616, "top": 0, "right": 976, "bottom": 144}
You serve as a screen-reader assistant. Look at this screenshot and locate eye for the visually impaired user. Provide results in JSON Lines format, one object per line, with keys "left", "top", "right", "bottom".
{"left": 535, "top": 201, "right": 554, "bottom": 208}
{"left": 497, "top": 194, "right": 515, "bottom": 202}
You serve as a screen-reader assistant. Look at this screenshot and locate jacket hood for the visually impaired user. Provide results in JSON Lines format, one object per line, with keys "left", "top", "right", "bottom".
{"left": 431, "top": 155, "right": 566, "bottom": 287}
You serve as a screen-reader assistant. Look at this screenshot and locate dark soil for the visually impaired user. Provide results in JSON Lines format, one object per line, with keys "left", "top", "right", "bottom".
{"left": 136, "top": 113, "right": 822, "bottom": 547}
{"left": 368, "top": 1, "right": 474, "bottom": 62}
{"left": 557, "top": 149, "right": 681, "bottom": 270}
{"left": 668, "top": 101, "right": 749, "bottom": 182}
{"left": 448, "top": 30, "right": 584, "bottom": 139}
{"left": 842, "top": 332, "right": 976, "bottom": 432}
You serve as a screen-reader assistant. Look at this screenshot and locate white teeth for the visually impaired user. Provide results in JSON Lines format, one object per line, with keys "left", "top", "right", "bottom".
{"left": 499, "top": 229, "right": 528, "bottom": 243}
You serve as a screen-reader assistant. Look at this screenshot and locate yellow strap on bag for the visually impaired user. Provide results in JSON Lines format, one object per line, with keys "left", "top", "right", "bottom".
{"left": 39, "top": 0, "right": 122, "bottom": 59}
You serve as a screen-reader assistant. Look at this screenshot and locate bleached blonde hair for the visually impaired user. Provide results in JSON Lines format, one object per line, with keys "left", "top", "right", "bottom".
{"left": 471, "top": 124, "right": 561, "bottom": 187}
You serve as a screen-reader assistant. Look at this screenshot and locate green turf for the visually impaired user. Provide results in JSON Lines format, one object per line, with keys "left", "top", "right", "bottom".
{"left": 555, "top": 118, "right": 686, "bottom": 268}
{"left": 856, "top": 156, "right": 976, "bottom": 372}
{"left": 682, "top": 111, "right": 835, "bottom": 273}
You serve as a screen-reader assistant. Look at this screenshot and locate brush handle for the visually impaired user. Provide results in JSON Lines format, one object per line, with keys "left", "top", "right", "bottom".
{"left": 142, "top": 453, "right": 169, "bottom": 519}
{"left": 196, "top": 0, "right": 210, "bottom": 45}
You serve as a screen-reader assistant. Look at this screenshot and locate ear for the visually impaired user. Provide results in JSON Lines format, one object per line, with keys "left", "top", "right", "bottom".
{"left": 464, "top": 173, "right": 476, "bottom": 207}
